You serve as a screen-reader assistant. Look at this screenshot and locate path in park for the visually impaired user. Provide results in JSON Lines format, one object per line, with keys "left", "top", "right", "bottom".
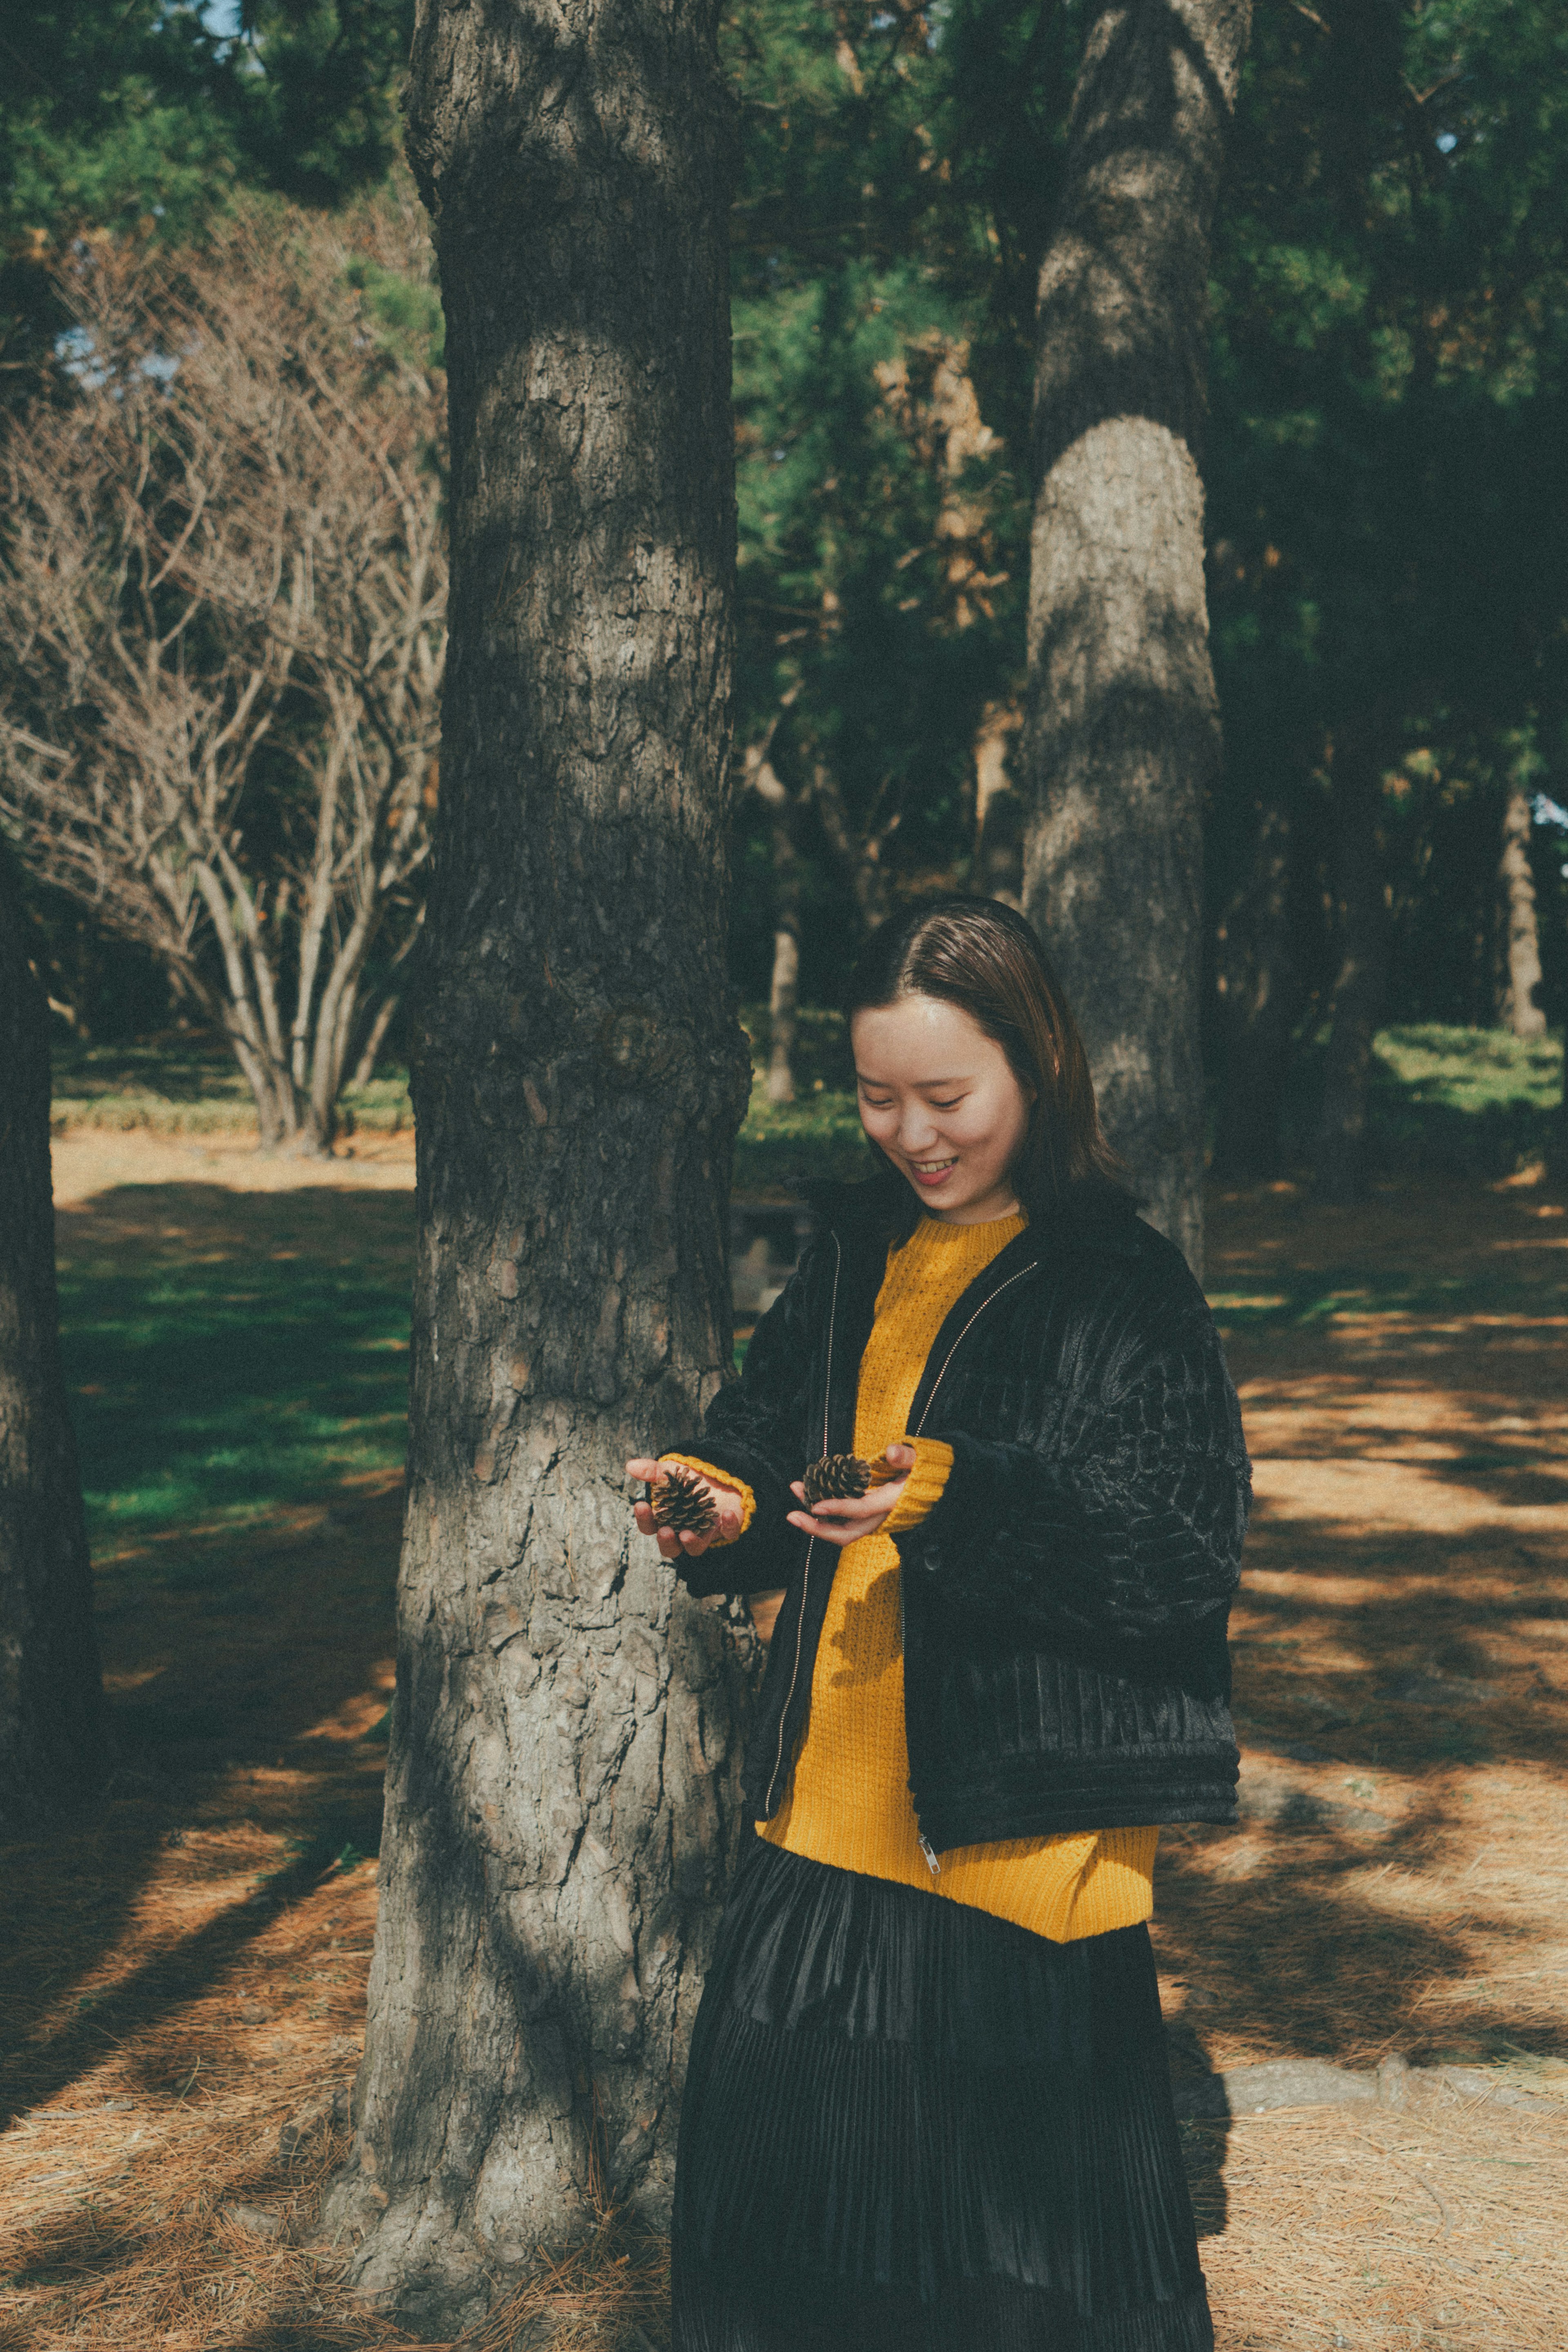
{"left": 0, "top": 1144, "right": 1562, "bottom": 2349}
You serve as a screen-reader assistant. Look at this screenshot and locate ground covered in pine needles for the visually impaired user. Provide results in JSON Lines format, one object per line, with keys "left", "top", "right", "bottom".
{"left": 1, "top": 1137, "right": 1564, "bottom": 2349}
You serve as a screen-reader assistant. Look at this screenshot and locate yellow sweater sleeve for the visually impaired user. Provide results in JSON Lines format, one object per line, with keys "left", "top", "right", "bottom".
{"left": 657, "top": 1455, "right": 756, "bottom": 1547}
{"left": 881, "top": 1437, "right": 954, "bottom": 1534}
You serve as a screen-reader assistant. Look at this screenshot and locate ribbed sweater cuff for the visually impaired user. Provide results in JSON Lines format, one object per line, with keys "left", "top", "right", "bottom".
{"left": 882, "top": 1437, "right": 954, "bottom": 1534}
{"left": 659, "top": 1456, "right": 756, "bottom": 1546}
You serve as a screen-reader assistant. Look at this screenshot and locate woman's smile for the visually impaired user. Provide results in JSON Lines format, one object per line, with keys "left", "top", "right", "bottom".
{"left": 908, "top": 1153, "right": 959, "bottom": 1186}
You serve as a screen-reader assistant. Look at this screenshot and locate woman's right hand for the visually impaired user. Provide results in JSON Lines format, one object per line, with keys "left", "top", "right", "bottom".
{"left": 626, "top": 1457, "right": 745, "bottom": 1562}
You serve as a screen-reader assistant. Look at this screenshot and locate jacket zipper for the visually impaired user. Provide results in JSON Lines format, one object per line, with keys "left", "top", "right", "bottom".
{"left": 907, "top": 1260, "right": 1039, "bottom": 1440}
{"left": 762, "top": 1232, "right": 842, "bottom": 1815}
{"left": 901, "top": 1257, "right": 1038, "bottom": 1867}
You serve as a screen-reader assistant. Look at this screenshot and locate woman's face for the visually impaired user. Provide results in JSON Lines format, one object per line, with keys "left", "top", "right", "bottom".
{"left": 851, "top": 993, "right": 1033, "bottom": 1224}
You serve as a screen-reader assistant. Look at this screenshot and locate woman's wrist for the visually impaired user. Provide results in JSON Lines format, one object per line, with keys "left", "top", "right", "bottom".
{"left": 656, "top": 1454, "right": 755, "bottom": 1544}
{"left": 881, "top": 1437, "right": 954, "bottom": 1534}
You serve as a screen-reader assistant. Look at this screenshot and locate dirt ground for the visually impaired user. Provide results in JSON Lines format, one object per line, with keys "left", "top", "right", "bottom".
{"left": 47, "top": 1126, "right": 418, "bottom": 1208}
{"left": 1, "top": 1142, "right": 1564, "bottom": 2350}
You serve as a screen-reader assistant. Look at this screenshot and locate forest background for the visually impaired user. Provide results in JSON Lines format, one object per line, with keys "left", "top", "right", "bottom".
{"left": 5, "top": 9, "right": 1568, "bottom": 2346}
{"left": 3, "top": 0, "right": 1567, "bottom": 1193}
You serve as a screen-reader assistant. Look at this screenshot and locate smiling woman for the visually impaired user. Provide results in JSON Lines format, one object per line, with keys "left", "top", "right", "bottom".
{"left": 850, "top": 894, "right": 1130, "bottom": 1229}
{"left": 628, "top": 896, "right": 1250, "bottom": 2352}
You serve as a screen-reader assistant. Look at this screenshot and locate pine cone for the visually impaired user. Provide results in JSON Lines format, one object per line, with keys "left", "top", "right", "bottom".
{"left": 647, "top": 1464, "right": 718, "bottom": 1540}
{"left": 801, "top": 1451, "right": 903, "bottom": 1508}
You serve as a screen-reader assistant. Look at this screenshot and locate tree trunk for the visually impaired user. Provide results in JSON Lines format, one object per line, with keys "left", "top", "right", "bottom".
{"left": 1212, "top": 789, "right": 1300, "bottom": 1181}
{"left": 1497, "top": 781, "right": 1546, "bottom": 1040}
{"left": 749, "top": 751, "right": 802, "bottom": 1105}
{"left": 321, "top": 2, "right": 751, "bottom": 2333}
{"left": 1312, "top": 738, "right": 1390, "bottom": 1205}
{"left": 973, "top": 699, "right": 1024, "bottom": 909}
{"left": 1019, "top": 0, "right": 1253, "bottom": 1282}
{"left": 0, "top": 852, "right": 110, "bottom": 1829}
{"left": 350, "top": 992, "right": 402, "bottom": 1091}
{"left": 765, "top": 830, "right": 801, "bottom": 1108}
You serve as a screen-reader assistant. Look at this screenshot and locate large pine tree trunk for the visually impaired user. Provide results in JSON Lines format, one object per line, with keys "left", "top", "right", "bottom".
{"left": 1497, "top": 780, "right": 1546, "bottom": 1040}
{"left": 0, "top": 855, "right": 110, "bottom": 1828}
{"left": 1020, "top": 0, "right": 1253, "bottom": 1280}
{"left": 322, "top": 3, "right": 752, "bottom": 2331}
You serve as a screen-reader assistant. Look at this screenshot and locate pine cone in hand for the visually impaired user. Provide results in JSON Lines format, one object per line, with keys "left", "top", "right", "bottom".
{"left": 801, "top": 1451, "right": 903, "bottom": 1508}
{"left": 647, "top": 1464, "right": 718, "bottom": 1540}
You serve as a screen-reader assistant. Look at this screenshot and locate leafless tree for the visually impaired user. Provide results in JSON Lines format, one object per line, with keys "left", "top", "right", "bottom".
{"left": 0, "top": 193, "right": 445, "bottom": 1150}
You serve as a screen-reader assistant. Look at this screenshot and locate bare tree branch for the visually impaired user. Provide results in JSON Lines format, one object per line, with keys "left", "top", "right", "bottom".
{"left": 0, "top": 187, "right": 446, "bottom": 1151}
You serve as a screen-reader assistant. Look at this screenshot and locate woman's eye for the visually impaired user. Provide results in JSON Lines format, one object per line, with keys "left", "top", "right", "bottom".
{"left": 930, "top": 1097, "right": 962, "bottom": 1111}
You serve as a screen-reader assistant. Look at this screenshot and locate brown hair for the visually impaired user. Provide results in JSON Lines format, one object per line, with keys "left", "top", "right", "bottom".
{"left": 844, "top": 895, "right": 1129, "bottom": 1223}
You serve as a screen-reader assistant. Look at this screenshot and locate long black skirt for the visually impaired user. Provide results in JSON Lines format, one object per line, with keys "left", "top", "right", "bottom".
{"left": 671, "top": 1833, "right": 1212, "bottom": 2352}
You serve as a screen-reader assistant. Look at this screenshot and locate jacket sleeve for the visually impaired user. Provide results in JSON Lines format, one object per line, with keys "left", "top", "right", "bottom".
{"left": 669, "top": 1244, "right": 819, "bottom": 1598}
{"left": 904, "top": 1299, "right": 1249, "bottom": 1650}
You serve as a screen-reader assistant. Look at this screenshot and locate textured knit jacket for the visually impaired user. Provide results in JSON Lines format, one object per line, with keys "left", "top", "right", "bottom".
{"left": 679, "top": 1173, "right": 1250, "bottom": 1851}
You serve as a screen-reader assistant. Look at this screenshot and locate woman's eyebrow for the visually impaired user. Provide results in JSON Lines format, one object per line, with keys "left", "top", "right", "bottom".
{"left": 854, "top": 1072, "right": 975, "bottom": 1088}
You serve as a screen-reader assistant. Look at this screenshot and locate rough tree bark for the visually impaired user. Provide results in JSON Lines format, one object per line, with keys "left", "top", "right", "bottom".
{"left": 1020, "top": 0, "right": 1254, "bottom": 1280}
{"left": 1497, "top": 780, "right": 1546, "bottom": 1041}
{"left": 0, "top": 852, "right": 110, "bottom": 1828}
{"left": 320, "top": 1, "right": 752, "bottom": 2333}
{"left": 1211, "top": 788, "right": 1300, "bottom": 1181}
{"left": 1312, "top": 737, "right": 1390, "bottom": 1204}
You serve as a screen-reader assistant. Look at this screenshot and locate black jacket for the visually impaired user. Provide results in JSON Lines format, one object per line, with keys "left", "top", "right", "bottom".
{"left": 680, "top": 1174, "right": 1249, "bottom": 1850}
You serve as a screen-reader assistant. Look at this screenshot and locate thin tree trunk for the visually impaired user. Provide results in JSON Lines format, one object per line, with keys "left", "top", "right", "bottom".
{"left": 1212, "top": 790, "right": 1300, "bottom": 1181}
{"left": 322, "top": 2, "right": 751, "bottom": 2331}
{"left": 0, "top": 852, "right": 110, "bottom": 1828}
{"left": 973, "top": 699, "right": 1023, "bottom": 909}
{"left": 1497, "top": 780, "right": 1546, "bottom": 1040}
{"left": 810, "top": 759, "right": 900, "bottom": 931}
{"left": 350, "top": 991, "right": 401, "bottom": 1090}
{"left": 766, "top": 852, "right": 800, "bottom": 1106}
{"left": 1020, "top": 0, "right": 1253, "bottom": 1281}
{"left": 1312, "top": 738, "right": 1389, "bottom": 1204}
{"left": 748, "top": 747, "right": 801, "bottom": 1104}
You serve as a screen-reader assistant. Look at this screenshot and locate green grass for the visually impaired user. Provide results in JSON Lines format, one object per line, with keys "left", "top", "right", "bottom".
{"left": 735, "top": 1004, "right": 872, "bottom": 1192}
{"left": 50, "top": 1034, "right": 413, "bottom": 1135}
{"left": 1363, "top": 1022, "right": 1561, "bottom": 1174}
{"left": 1206, "top": 1257, "right": 1567, "bottom": 1333}
{"left": 56, "top": 1186, "right": 415, "bottom": 1554}
{"left": 1270, "top": 1021, "right": 1563, "bottom": 1177}
{"left": 1373, "top": 1023, "right": 1561, "bottom": 1113}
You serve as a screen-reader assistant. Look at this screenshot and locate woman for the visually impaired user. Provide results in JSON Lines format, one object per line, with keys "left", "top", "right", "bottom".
{"left": 626, "top": 897, "right": 1249, "bottom": 2352}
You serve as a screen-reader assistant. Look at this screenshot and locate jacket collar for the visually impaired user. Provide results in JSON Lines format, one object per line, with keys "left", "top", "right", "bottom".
{"left": 807, "top": 1173, "right": 1150, "bottom": 1456}
{"left": 810, "top": 1170, "right": 1148, "bottom": 1264}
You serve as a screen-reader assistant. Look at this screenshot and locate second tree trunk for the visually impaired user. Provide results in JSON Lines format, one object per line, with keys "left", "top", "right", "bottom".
{"left": 1021, "top": 0, "right": 1254, "bottom": 1280}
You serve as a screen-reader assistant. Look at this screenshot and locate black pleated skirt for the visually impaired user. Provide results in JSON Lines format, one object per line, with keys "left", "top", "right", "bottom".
{"left": 671, "top": 1833, "right": 1212, "bottom": 2352}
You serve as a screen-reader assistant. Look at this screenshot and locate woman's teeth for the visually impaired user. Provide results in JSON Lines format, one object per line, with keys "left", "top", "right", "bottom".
{"left": 911, "top": 1157, "right": 957, "bottom": 1177}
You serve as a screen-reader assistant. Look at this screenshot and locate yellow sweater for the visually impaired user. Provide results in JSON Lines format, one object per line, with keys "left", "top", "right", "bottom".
{"left": 686, "top": 1212, "right": 1157, "bottom": 1944}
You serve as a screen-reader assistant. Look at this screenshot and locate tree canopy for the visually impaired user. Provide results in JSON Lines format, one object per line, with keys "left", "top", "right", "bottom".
{"left": 3, "top": 0, "right": 1566, "bottom": 1164}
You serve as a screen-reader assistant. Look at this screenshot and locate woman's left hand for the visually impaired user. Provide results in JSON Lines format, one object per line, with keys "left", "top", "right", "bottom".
{"left": 785, "top": 1442, "right": 915, "bottom": 1549}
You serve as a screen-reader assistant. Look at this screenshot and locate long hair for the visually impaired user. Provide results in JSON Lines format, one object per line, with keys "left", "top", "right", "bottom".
{"left": 844, "top": 896, "right": 1129, "bottom": 1226}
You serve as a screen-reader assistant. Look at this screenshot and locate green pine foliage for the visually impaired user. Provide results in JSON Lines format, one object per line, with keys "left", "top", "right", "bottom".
{"left": 1207, "top": 0, "right": 1568, "bottom": 1023}
{"left": 725, "top": 0, "right": 1046, "bottom": 1001}
{"left": 0, "top": 1, "right": 415, "bottom": 384}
